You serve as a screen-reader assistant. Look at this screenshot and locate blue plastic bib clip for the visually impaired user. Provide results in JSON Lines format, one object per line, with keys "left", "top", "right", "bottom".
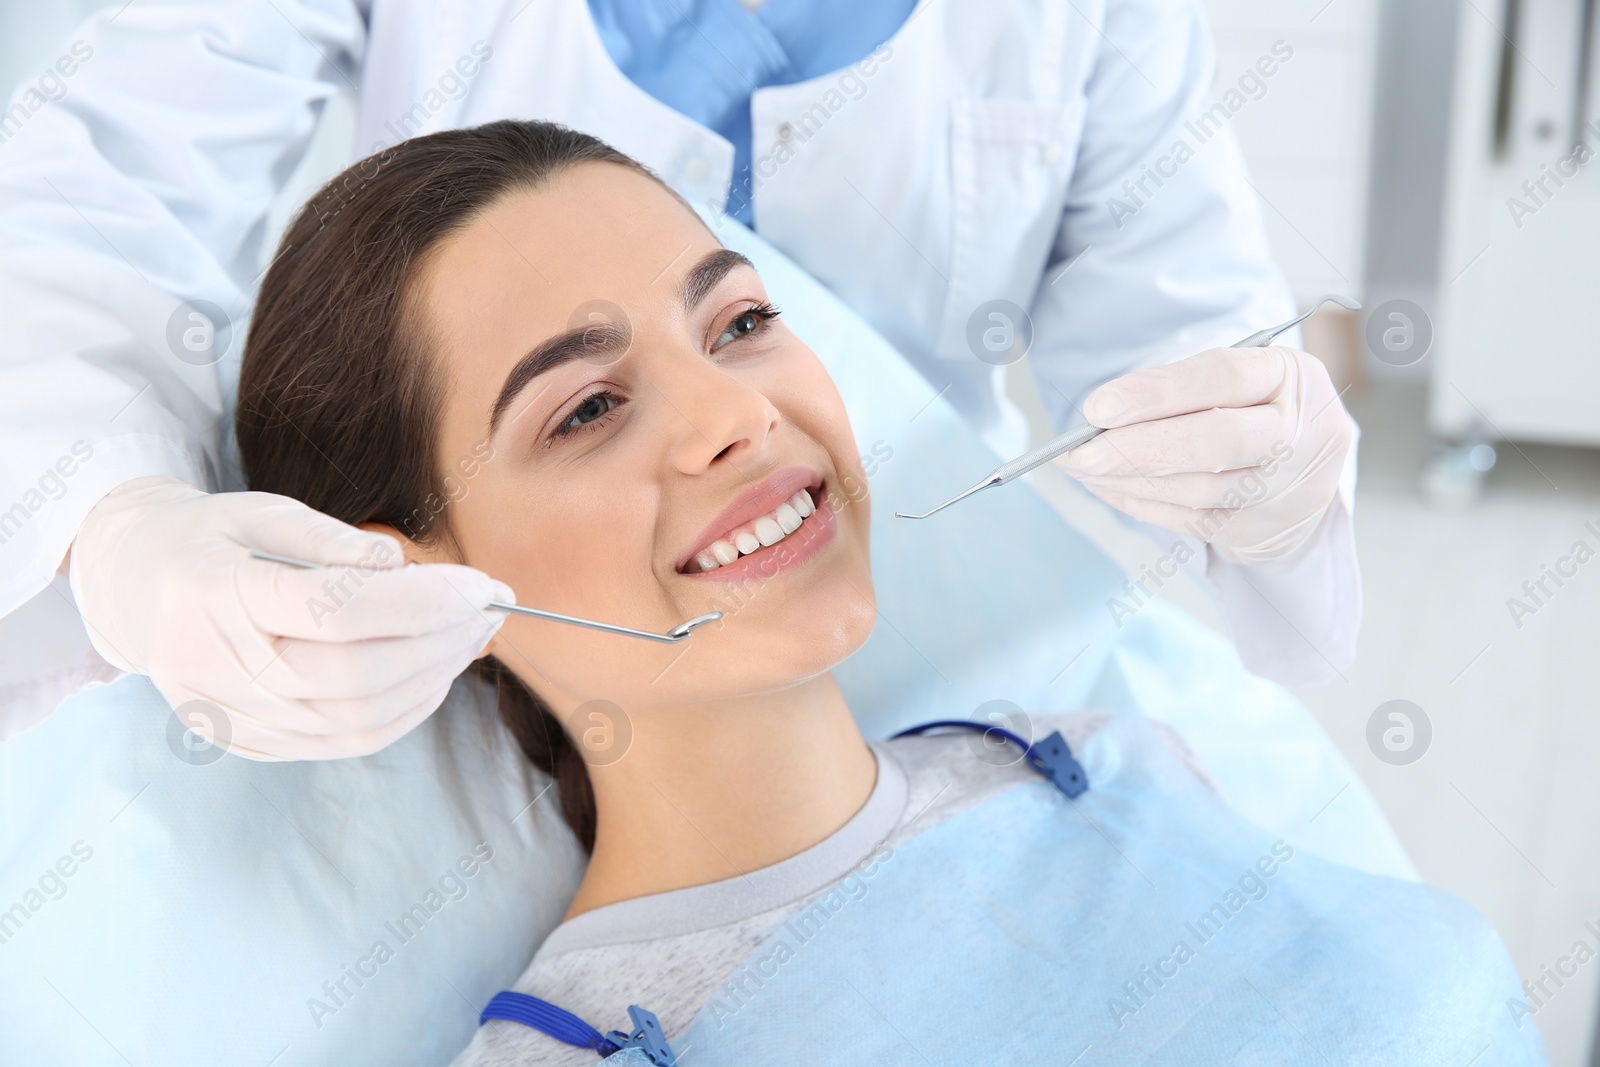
{"left": 604, "top": 1005, "right": 678, "bottom": 1066}
{"left": 1026, "top": 730, "right": 1088, "bottom": 799}
{"left": 478, "top": 992, "right": 677, "bottom": 1065}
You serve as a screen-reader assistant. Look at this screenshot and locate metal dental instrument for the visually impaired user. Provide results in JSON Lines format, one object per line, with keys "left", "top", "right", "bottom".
{"left": 249, "top": 551, "right": 721, "bottom": 643}
{"left": 1228, "top": 293, "right": 1363, "bottom": 347}
{"left": 895, "top": 294, "right": 1363, "bottom": 520}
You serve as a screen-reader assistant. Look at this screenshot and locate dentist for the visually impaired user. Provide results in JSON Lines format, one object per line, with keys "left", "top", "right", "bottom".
{"left": 0, "top": 0, "right": 1358, "bottom": 757}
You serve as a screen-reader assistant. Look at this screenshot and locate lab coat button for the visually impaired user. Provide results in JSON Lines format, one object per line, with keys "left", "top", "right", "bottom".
{"left": 777, "top": 122, "right": 795, "bottom": 142}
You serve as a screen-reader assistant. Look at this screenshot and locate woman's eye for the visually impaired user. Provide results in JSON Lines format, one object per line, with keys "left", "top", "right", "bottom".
{"left": 550, "top": 390, "right": 624, "bottom": 443}
{"left": 712, "top": 302, "right": 780, "bottom": 351}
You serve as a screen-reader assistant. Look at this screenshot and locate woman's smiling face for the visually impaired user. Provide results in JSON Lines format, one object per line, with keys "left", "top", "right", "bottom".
{"left": 400, "top": 162, "right": 876, "bottom": 719}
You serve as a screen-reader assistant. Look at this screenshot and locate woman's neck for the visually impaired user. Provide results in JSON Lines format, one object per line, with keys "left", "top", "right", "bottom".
{"left": 562, "top": 673, "right": 875, "bottom": 921}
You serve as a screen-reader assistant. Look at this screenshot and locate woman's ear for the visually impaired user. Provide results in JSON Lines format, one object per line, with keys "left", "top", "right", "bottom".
{"left": 357, "top": 521, "right": 450, "bottom": 566}
{"left": 357, "top": 521, "right": 502, "bottom": 660}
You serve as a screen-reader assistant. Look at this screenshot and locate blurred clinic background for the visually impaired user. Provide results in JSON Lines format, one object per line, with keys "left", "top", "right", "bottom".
{"left": 4, "top": 0, "right": 1598, "bottom": 1061}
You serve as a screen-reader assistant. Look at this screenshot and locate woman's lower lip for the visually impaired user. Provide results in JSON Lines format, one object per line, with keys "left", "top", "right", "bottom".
{"left": 679, "top": 489, "right": 837, "bottom": 583}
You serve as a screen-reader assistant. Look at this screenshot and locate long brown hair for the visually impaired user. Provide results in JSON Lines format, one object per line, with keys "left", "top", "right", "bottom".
{"left": 236, "top": 120, "right": 663, "bottom": 852}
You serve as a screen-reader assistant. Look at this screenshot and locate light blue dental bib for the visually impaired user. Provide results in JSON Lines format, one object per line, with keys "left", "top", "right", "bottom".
{"left": 662, "top": 715, "right": 1545, "bottom": 1066}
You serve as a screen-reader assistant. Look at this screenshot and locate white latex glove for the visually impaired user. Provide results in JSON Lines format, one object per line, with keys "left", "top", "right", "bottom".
{"left": 68, "top": 476, "right": 512, "bottom": 760}
{"left": 1054, "top": 346, "right": 1355, "bottom": 569}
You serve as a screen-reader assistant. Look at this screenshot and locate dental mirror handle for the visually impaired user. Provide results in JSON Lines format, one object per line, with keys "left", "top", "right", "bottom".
{"left": 248, "top": 551, "right": 718, "bottom": 644}
{"left": 487, "top": 602, "right": 714, "bottom": 644}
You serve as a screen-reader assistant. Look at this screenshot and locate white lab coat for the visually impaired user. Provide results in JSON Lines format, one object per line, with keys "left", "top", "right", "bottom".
{"left": 0, "top": 0, "right": 1360, "bottom": 741}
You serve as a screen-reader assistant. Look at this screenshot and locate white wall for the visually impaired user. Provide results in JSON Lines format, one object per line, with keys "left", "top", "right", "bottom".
{"left": 1205, "top": 0, "right": 1379, "bottom": 302}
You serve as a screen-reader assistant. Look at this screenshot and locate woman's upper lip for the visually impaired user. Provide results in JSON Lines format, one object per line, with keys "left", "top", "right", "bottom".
{"left": 677, "top": 466, "right": 823, "bottom": 571}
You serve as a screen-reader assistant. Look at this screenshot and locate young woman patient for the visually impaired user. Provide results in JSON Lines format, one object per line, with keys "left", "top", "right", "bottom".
{"left": 235, "top": 121, "right": 1544, "bottom": 1066}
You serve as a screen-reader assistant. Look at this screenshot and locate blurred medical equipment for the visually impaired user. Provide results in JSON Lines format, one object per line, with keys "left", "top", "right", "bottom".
{"left": 1422, "top": 0, "right": 1600, "bottom": 504}
{"left": 896, "top": 295, "right": 1361, "bottom": 521}
{"left": 0, "top": 222, "right": 1411, "bottom": 1067}
{"left": 251, "top": 552, "right": 721, "bottom": 644}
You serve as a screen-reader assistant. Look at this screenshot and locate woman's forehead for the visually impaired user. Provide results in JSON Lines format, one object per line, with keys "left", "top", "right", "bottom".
{"left": 424, "top": 163, "right": 719, "bottom": 318}
{"left": 413, "top": 163, "right": 730, "bottom": 434}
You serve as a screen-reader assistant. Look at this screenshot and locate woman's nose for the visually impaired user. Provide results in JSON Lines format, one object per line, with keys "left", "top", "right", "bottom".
{"left": 660, "top": 354, "right": 781, "bottom": 475}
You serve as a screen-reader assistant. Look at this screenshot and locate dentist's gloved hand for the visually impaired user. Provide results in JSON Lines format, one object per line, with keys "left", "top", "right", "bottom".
{"left": 1054, "top": 346, "right": 1355, "bottom": 569}
{"left": 68, "top": 476, "right": 512, "bottom": 760}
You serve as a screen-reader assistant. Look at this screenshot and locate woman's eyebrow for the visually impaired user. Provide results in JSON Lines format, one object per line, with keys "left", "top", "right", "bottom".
{"left": 680, "top": 248, "right": 753, "bottom": 309}
{"left": 488, "top": 321, "right": 631, "bottom": 437}
{"left": 487, "top": 248, "right": 756, "bottom": 437}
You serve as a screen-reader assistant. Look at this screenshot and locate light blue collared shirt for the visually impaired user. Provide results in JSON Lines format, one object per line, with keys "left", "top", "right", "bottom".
{"left": 587, "top": 0, "right": 916, "bottom": 223}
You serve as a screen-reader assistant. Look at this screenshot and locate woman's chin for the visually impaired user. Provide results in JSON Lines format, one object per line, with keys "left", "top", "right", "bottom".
{"left": 751, "top": 581, "right": 877, "bottom": 674}
{"left": 670, "top": 575, "right": 876, "bottom": 692}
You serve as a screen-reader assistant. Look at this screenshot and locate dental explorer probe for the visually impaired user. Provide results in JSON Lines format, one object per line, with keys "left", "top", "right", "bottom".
{"left": 894, "top": 294, "right": 1362, "bottom": 520}
{"left": 249, "top": 551, "right": 721, "bottom": 643}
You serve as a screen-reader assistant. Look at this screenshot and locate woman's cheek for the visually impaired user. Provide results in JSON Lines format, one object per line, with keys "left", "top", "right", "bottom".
{"left": 773, "top": 353, "right": 861, "bottom": 460}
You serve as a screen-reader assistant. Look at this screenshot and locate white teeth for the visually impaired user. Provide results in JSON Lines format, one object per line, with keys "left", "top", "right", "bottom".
{"left": 774, "top": 502, "right": 802, "bottom": 534}
{"left": 753, "top": 515, "right": 784, "bottom": 546}
{"left": 689, "top": 487, "right": 821, "bottom": 572}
